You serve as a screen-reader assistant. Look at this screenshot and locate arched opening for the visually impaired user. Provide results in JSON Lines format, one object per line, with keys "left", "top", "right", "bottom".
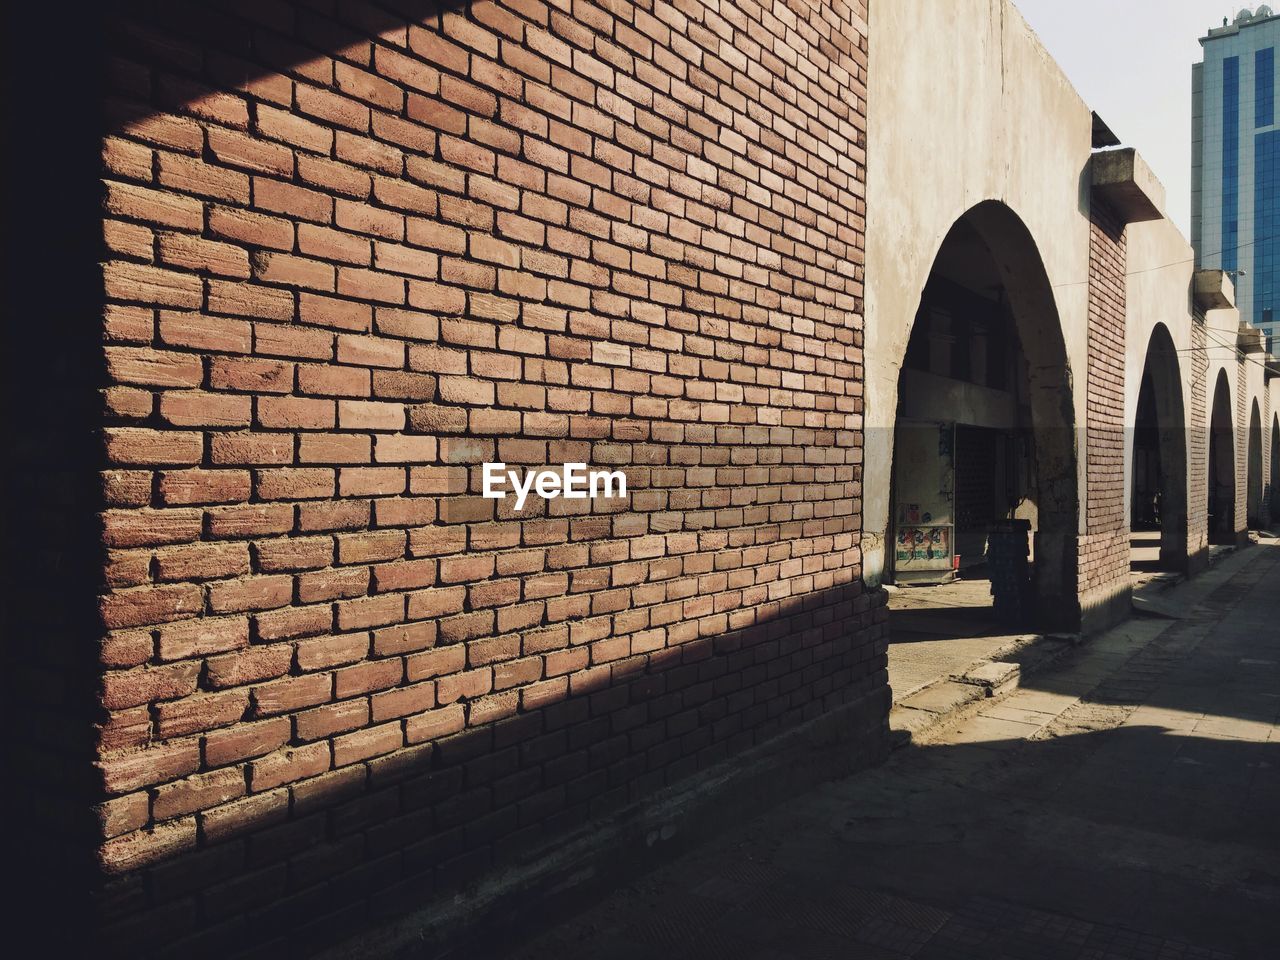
{"left": 1129, "top": 324, "right": 1189, "bottom": 573}
{"left": 1271, "top": 414, "right": 1280, "bottom": 521}
{"left": 886, "top": 202, "right": 1079, "bottom": 650}
{"left": 1247, "top": 401, "right": 1264, "bottom": 528}
{"left": 1208, "top": 370, "right": 1236, "bottom": 544}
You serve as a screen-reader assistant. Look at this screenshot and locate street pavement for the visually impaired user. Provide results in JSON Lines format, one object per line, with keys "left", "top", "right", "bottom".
{"left": 493, "top": 541, "right": 1280, "bottom": 960}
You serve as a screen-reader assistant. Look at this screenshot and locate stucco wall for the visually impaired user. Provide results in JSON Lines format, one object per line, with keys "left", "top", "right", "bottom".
{"left": 1123, "top": 217, "right": 1199, "bottom": 552}
{"left": 864, "top": 0, "right": 1095, "bottom": 586}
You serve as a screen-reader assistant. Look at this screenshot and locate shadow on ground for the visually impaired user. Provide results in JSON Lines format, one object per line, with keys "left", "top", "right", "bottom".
{"left": 482, "top": 547, "right": 1280, "bottom": 960}
{"left": 485, "top": 721, "right": 1278, "bottom": 960}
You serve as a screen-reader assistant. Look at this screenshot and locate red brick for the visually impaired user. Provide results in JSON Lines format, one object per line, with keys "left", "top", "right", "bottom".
{"left": 154, "top": 542, "right": 250, "bottom": 581}
{"left": 103, "top": 260, "right": 203, "bottom": 309}
{"left": 106, "top": 347, "right": 204, "bottom": 388}
{"left": 153, "top": 767, "right": 247, "bottom": 821}
{"left": 104, "top": 428, "right": 203, "bottom": 466}
{"left": 209, "top": 205, "right": 294, "bottom": 251}
{"left": 160, "top": 391, "right": 252, "bottom": 427}
{"left": 371, "top": 681, "right": 435, "bottom": 722}
{"left": 206, "top": 643, "right": 294, "bottom": 688}
{"left": 253, "top": 177, "right": 332, "bottom": 223}
{"left": 99, "top": 739, "right": 201, "bottom": 795}
{"left": 157, "top": 232, "right": 252, "bottom": 278}
{"left": 207, "top": 126, "right": 295, "bottom": 176}
{"left": 252, "top": 672, "right": 333, "bottom": 716}
{"left": 300, "top": 292, "right": 374, "bottom": 332}
{"left": 99, "top": 583, "right": 202, "bottom": 630}
{"left": 104, "top": 181, "right": 203, "bottom": 231}
{"left": 404, "top": 704, "right": 465, "bottom": 744}
{"left": 333, "top": 721, "right": 403, "bottom": 766}
{"left": 158, "top": 469, "right": 251, "bottom": 506}
{"left": 209, "top": 357, "right": 294, "bottom": 393}
{"left": 296, "top": 632, "right": 370, "bottom": 671}
{"left": 157, "top": 152, "right": 250, "bottom": 203}
{"left": 154, "top": 689, "right": 250, "bottom": 738}
{"left": 159, "top": 310, "right": 253, "bottom": 354}
{"left": 334, "top": 657, "right": 404, "bottom": 698}
{"left": 295, "top": 698, "right": 370, "bottom": 741}
{"left": 99, "top": 817, "right": 197, "bottom": 875}
{"left": 204, "top": 717, "right": 291, "bottom": 767}
{"left": 249, "top": 742, "right": 331, "bottom": 790}
{"left": 207, "top": 280, "right": 295, "bottom": 320}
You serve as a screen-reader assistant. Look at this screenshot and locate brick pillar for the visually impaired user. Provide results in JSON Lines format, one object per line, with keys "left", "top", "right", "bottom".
{"left": 1264, "top": 390, "right": 1275, "bottom": 528}
{"left": 1187, "top": 314, "right": 1211, "bottom": 570}
{"left": 1080, "top": 196, "right": 1131, "bottom": 631}
{"left": 1236, "top": 358, "right": 1250, "bottom": 539}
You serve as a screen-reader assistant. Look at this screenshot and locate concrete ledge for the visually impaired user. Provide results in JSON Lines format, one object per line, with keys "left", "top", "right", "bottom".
{"left": 1239, "top": 322, "right": 1266, "bottom": 354}
{"left": 890, "top": 632, "right": 1074, "bottom": 747}
{"left": 1193, "top": 269, "right": 1235, "bottom": 310}
{"left": 1090, "top": 148, "right": 1165, "bottom": 223}
{"left": 958, "top": 660, "right": 1020, "bottom": 694}
{"left": 319, "top": 682, "right": 892, "bottom": 960}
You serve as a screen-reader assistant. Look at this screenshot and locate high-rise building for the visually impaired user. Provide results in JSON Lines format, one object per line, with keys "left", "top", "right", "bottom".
{"left": 1192, "top": 5, "right": 1280, "bottom": 347}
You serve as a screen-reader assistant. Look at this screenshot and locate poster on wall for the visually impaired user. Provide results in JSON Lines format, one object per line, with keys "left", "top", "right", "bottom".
{"left": 895, "top": 523, "right": 951, "bottom": 563}
{"left": 892, "top": 420, "right": 956, "bottom": 581}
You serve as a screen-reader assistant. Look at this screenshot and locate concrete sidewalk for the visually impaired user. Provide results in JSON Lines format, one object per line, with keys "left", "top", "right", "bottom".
{"left": 491, "top": 543, "right": 1280, "bottom": 960}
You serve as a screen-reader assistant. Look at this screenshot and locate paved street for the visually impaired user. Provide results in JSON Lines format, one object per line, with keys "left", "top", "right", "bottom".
{"left": 496, "top": 542, "right": 1280, "bottom": 960}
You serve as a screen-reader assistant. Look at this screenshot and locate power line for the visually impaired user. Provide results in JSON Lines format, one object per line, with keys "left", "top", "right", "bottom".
{"left": 1200, "top": 325, "right": 1280, "bottom": 376}
{"left": 1174, "top": 324, "right": 1280, "bottom": 376}
{"left": 1050, "top": 230, "right": 1280, "bottom": 288}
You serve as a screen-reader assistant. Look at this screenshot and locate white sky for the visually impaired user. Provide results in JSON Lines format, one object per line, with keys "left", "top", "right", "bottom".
{"left": 1014, "top": 1, "right": 1238, "bottom": 236}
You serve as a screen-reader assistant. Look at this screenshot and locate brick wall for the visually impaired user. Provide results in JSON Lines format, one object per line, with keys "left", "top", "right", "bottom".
{"left": 1237, "top": 355, "right": 1249, "bottom": 535}
{"left": 85, "top": 1, "right": 879, "bottom": 954}
{"left": 1080, "top": 196, "right": 1131, "bottom": 621}
{"left": 1263, "top": 390, "right": 1273, "bottom": 528}
{"left": 1187, "top": 314, "right": 1210, "bottom": 567}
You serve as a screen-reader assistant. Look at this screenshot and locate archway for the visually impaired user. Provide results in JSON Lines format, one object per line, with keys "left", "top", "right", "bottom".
{"left": 885, "top": 202, "right": 1079, "bottom": 637}
{"left": 1272, "top": 414, "right": 1280, "bottom": 521}
{"left": 1247, "top": 401, "right": 1263, "bottom": 528}
{"left": 1208, "top": 370, "right": 1236, "bottom": 544}
{"left": 1129, "top": 324, "right": 1189, "bottom": 572}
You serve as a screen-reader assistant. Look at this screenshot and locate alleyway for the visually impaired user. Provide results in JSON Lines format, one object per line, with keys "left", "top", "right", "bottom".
{"left": 494, "top": 544, "right": 1280, "bottom": 960}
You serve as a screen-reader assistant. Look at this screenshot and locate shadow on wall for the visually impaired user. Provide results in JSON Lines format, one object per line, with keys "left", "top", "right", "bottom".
{"left": 4, "top": 3, "right": 889, "bottom": 957}
{"left": 113, "top": 579, "right": 888, "bottom": 958}
{"left": 5, "top": 1, "right": 113, "bottom": 952}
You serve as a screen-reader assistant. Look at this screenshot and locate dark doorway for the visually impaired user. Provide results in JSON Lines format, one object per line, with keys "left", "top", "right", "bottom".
{"left": 1130, "top": 325, "right": 1188, "bottom": 571}
{"left": 1208, "top": 370, "right": 1236, "bottom": 544}
{"left": 1247, "top": 401, "right": 1263, "bottom": 528}
{"left": 1272, "top": 414, "right": 1280, "bottom": 521}
{"left": 888, "top": 202, "right": 1078, "bottom": 641}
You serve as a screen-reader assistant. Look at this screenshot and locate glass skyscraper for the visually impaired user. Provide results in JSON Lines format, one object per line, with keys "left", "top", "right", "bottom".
{"left": 1192, "top": 5, "right": 1280, "bottom": 347}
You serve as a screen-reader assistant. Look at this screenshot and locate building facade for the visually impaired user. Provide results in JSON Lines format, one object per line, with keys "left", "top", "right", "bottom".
{"left": 5, "top": 2, "right": 1279, "bottom": 958}
{"left": 1193, "top": 5, "right": 1280, "bottom": 347}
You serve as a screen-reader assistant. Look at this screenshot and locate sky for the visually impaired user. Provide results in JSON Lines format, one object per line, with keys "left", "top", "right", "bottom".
{"left": 1014, "top": 1, "right": 1236, "bottom": 236}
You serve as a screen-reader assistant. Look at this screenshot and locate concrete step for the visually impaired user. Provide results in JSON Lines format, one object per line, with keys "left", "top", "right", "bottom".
{"left": 889, "top": 635, "right": 1074, "bottom": 749}
{"left": 956, "top": 660, "right": 1020, "bottom": 695}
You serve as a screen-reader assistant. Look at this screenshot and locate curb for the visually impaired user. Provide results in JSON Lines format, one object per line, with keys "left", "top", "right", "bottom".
{"left": 888, "top": 630, "right": 1077, "bottom": 748}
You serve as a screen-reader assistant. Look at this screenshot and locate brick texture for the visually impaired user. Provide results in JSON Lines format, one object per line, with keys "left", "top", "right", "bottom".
{"left": 1264, "top": 391, "right": 1275, "bottom": 528}
{"left": 1187, "top": 314, "right": 1210, "bottom": 562}
{"left": 1081, "top": 197, "right": 1131, "bottom": 604}
{"left": 1237, "top": 353, "right": 1249, "bottom": 534}
{"left": 84, "top": 1, "right": 878, "bottom": 955}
